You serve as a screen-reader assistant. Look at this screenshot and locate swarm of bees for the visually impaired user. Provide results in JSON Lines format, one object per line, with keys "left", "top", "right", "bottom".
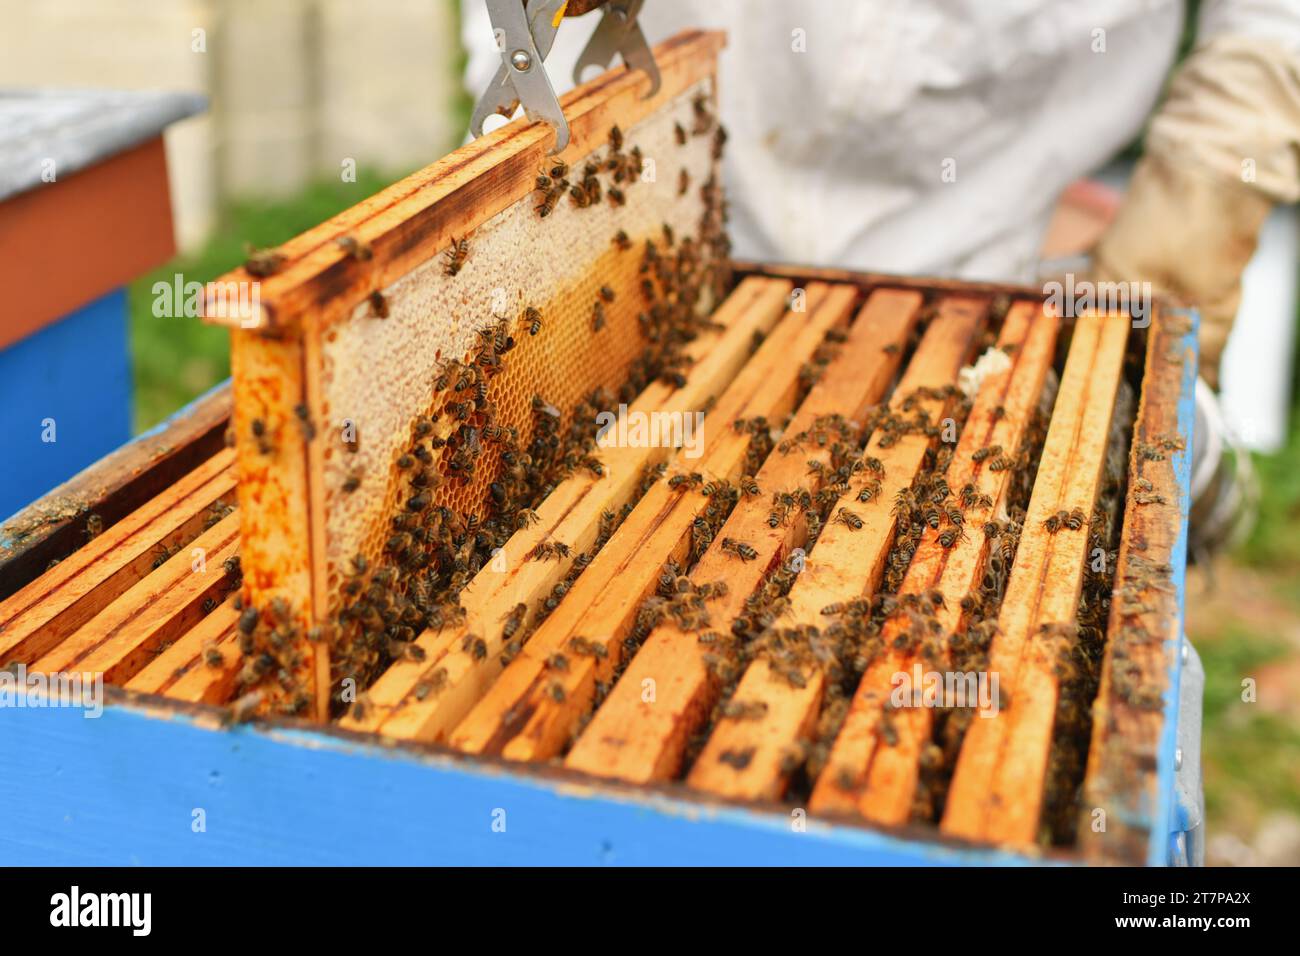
{"left": 532, "top": 124, "right": 649, "bottom": 220}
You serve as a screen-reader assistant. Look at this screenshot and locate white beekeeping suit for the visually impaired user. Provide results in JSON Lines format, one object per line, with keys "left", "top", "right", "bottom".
{"left": 464, "top": 0, "right": 1184, "bottom": 279}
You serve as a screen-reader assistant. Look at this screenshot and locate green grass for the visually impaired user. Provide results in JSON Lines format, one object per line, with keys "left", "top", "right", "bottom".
{"left": 128, "top": 169, "right": 413, "bottom": 433}
{"left": 1238, "top": 410, "right": 1300, "bottom": 574}
{"left": 1199, "top": 622, "right": 1300, "bottom": 822}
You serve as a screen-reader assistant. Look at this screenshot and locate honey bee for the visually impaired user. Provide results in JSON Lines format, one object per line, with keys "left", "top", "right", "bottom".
{"left": 857, "top": 478, "right": 882, "bottom": 503}
{"left": 460, "top": 635, "right": 488, "bottom": 661}
{"left": 591, "top": 301, "right": 606, "bottom": 332}
{"left": 740, "top": 476, "right": 761, "bottom": 498}
{"left": 608, "top": 125, "right": 624, "bottom": 152}
{"left": 524, "top": 306, "right": 543, "bottom": 336}
{"left": 718, "top": 748, "right": 754, "bottom": 770}
{"left": 336, "top": 467, "right": 360, "bottom": 496}
{"left": 569, "top": 182, "right": 592, "bottom": 208}
{"left": 834, "top": 507, "right": 864, "bottom": 530}
{"left": 721, "top": 537, "right": 758, "bottom": 562}
{"left": 369, "top": 290, "right": 389, "bottom": 318}
{"left": 443, "top": 236, "right": 470, "bottom": 276}
{"left": 678, "top": 168, "right": 690, "bottom": 196}
{"left": 938, "top": 526, "right": 964, "bottom": 549}
{"left": 972, "top": 444, "right": 1002, "bottom": 463}
{"left": 529, "top": 539, "right": 573, "bottom": 561}
{"left": 607, "top": 187, "right": 626, "bottom": 207}
{"left": 668, "top": 472, "right": 705, "bottom": 492}
{"left": 598, "top": 285, "right": 616, "bottom": 303}
{"left": 1045, "top": 508, "right": 1084, "bottom": 533}
{"left": 712, "top": 125, "right": 728, "bottom": 160}
{"left": 250, "top": 417, "right": 272, "bottom": 455}
{"left": 546, "top": 159, "right": 569, "bottom": 180}
{"left": 335, "top": 235, "right": 373, "bottom": 261}
{"left": 293, "top": 403, "right": 316, "bottom": 441}
{"left": 674, "top": 121, "right": 687, "bottom": 146}
{"left": 722, "top": 700, "right": 769, "bottom": 721}
{"left": 691, "top": 517, "right": 715, "bottom": 560}
{"left": 569, "top": 636, "right": 609, "bottom": 659}
{"left": 535, "top": 187, "right": 560, "bottom": 218}
{"left": 1137, "top": 441, "right": 1166, "bottom": 461}
{"left": 204, "top": 646, "right": 224, "bottom": 668}
{"left": 244, "top": 246, "right": 285, "bottom": 277}
{"left": 612, "top": 229, "right": 631, "bottom": 251}
{"left": 224, "top": 691, "right": 265, "bottom": 726}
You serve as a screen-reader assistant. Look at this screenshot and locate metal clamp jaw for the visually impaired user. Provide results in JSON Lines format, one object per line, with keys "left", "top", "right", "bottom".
{"left": 470, "top": 0, "right": 661, "bottom": 155}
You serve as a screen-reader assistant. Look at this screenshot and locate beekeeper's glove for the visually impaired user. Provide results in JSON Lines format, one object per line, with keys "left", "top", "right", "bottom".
{"left": 1092, "top": 35, "right": 1300, "bottom": 389}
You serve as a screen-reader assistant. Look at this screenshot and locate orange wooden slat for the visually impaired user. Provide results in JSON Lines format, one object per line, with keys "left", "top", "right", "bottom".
{"left": 941, "top": 310, "right": 1130, "bottom": 845}
{"left": 0, "top": 450, "right": 236, "bottom": 666}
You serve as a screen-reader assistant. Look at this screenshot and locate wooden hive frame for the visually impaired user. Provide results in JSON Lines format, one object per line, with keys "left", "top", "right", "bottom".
{"left": 200, "top": 30, "right": 730, "bottom": 719}
{"left": 0, "top": 31, "right": 1198, "bottom": 864}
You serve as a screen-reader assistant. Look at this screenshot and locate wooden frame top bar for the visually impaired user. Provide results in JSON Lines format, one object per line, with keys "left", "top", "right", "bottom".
{"left": 203, "top": 31, "right": 727, "bottom": 335}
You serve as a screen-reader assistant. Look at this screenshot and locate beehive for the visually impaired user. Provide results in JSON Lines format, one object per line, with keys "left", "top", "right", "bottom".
{"left": 0, "top": 32, "right": 1198, "bottom": 865}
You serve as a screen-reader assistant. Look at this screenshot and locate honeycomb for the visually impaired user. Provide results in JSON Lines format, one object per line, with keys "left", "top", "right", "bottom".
{"left": 318, "top": 80, "right": 722, "bottom": 612}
